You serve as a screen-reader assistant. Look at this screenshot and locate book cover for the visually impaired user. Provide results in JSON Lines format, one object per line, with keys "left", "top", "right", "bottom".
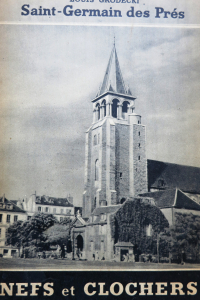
{"left": 0, "top": 0, "right": 200, "bottom": 299}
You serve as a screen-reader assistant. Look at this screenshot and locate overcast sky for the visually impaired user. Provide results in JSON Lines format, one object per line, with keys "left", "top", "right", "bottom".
{"left": 0, "top": 25, "right": 200, "bottom": 205}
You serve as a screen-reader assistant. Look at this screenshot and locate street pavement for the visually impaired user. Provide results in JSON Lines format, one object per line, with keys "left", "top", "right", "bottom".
{"left": 0, "top": 258, "right": 200, "bottom": 270}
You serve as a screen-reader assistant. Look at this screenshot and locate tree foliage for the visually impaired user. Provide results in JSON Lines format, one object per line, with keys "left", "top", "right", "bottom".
{"left": 43, "top": 223, "right": 72, "bottom": 246}
{"left": 6, "top": 213, "right": 57, "bottom": 249}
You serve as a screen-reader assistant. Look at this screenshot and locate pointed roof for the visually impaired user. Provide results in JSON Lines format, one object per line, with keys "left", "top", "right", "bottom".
{"left": 97, "top": 44, "right": 131, "bottom": 97}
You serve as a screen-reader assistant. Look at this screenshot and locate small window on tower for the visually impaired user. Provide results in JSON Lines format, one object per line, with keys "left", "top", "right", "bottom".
{"left": 138, "top": 156, "right": 140, "bottom": 161}
{"left": 138, "top": 120, "right": 140, "bottom": 124}
{"left": 95, "top": 159, "right": 99, "bottom": 181}
{"left": 94, "top": 135, "right": 97, "bottom": 146}
{"left": 120, "top": 172, "right": 122, "bottom": 179}
{"left": 138, "top": 131, "right": 140, "bottom": 136}
{"left": 94, "top": 197, "right": 96, "bottom": 209}
{"left": 138, "top": 143, "right": 141, "bottom": 148}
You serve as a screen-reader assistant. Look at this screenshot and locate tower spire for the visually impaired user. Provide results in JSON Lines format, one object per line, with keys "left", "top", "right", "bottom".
{"left": 98, "top": 43, "right": 129, "bottom": 96}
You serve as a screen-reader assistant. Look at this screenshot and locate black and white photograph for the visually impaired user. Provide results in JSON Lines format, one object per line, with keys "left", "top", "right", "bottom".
{"left": 0, "top": 23, "right": 200, "bottom": 273}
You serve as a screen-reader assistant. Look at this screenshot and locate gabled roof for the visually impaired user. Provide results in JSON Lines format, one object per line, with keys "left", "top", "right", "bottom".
{"left": 0, "top": 197, "right": 26, "bottom": 213}
{"left": 139, "top": 189, "right": 177, "bottom": 209}
{"left": 92, "top": 205, "right": 121, "bottom": 216}
{"left": 139, "top": 189, "right": 200, "bottom": 211}
{"left": 35, "top": 195, "right": 73, "bottom": 207}
{"left": 148, "top": 159, "right": 200, "bottom": 194}
{"left": 71, "top": 214, "right": 86, "bottom": 227}
{"left": 96, "top": 44, "right": 132, "bottom": 97}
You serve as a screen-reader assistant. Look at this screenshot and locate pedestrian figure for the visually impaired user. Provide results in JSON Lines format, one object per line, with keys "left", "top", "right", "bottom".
{"left": 61, "top": 244, "right": 65, "bottom": 259}
{"left": 76, "top": 249, "right": 80, "bottom": 260}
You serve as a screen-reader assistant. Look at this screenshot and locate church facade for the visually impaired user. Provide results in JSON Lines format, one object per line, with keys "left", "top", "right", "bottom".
{"left": 72, "top": 44, "right": 200, "bottom": 261}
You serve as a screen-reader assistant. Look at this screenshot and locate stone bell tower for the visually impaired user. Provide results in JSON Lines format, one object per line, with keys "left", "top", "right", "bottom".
{"left": 83, "top": 43, "right": 147, "bottom": 218}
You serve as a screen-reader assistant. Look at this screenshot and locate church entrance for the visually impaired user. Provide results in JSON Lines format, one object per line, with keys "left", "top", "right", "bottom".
{"left": 76, "top": 235, "right": 83, "bottom": 252}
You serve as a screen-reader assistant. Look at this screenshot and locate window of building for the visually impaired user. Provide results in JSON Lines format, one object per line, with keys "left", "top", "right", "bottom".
{"left": 53, "top": 208, "right": 56, "bottom": 214}
{"left": 60, "top": 217, "right": 63, "bottom": 222}
{"left": 38, "top": 207, "right": 41, "bottom": 212}
{"left": 3, "top": 249, "right": 8, "bottom": 254}
{"left": 27, "top": 216, "right": 31, "bottom": 220}
{"left": 122, "top": 101, "right": 129, "bottom": 119}
{"left": 158, "top": 179, "right": 165, "bottom": 187}
{"left": 112, "top": 99, "right": 119, "bottom": 118}
{"left": 96, "top": 104, "right": 100, "bottom": 120}
{"left": 146, "top": 224, "right": 152, "bottom": 237}
{"left": 45, "top": 207, "right": 49, "bottom": 213}
{"left": 0, "top": 228, "right": 1, "bottom": 237}
{"left": 120, "top": 198, "right": 126, "bottom": 204}
{"left": 0, "top": 214, "right": 2, "bottom": 223}
{"left": 120, "top": 172, "right": 122, "bottom": 179}
{"left": 14, "top": 215, "right": 18, "bottom": 222}
{"left": 95, "top": 159, "right": 99, "bottom": 181}
{"left": 60, "top": 209, "right": 64, "bottom": 214}
{"left": 94, "top": 197, "right": 96, "bottom": 209}
{"left": 138, "top": 120, "right": 140, "bottom": 124}
{"left": 94, "top": 135, "right": 97, "bottom": 146}
{"left": 102, "top": 100, "right": 106, "bottom": 117}
{"left": 138, "top": 143, "right": 141, "bottom": 147}
{"left": 138, "top": 156, "right": 140, "bottom": 160}
{"left": 138, "top": 131, "right": 140, "bottom": 136}
{"left": 7, "top": 215, "right": 10, "bottom": 223}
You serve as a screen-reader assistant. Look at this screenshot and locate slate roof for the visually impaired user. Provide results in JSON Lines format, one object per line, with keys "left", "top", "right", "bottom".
{"left": 140, "top": 189, "right": 200, "bottom": 211}
{"left": 148, "top": 159, "right": 200, "bottom": 194}
{"left": 91, "top": 205, "right": 121, "bottom": 216}
{"left": 35, "top": 195, "right": 73, "bottom": 207}
{"left": 139, "top": 189, "right": 176, "bottom": 209}
{"left": 95, "top": 44, "right": 135, "bottom": 98}
{"left": 0, "top": 197, "right": 26, "bottom": 213}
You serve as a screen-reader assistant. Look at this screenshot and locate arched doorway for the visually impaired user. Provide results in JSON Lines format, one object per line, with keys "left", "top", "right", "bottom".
{"left": 76, "top": 235, "right": 84, "bottom": 251}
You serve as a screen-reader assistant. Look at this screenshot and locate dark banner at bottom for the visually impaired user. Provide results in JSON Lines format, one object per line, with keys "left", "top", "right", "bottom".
{"left": 0, "top": 271, "right": 200, "bottom": 300}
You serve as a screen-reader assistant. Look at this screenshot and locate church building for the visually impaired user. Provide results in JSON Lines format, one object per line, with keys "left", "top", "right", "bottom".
{"left": 72, "top": 44, "right": 200, "bottom": 261}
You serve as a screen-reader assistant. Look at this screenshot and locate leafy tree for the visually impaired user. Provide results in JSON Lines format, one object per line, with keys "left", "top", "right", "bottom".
{"left": 6, "top": 213, "right": 57, "bottom": 254}
{"left": 43, "top": 223, "right": 72, "bottom": 250}
{"left": 159, "top": 213, "right": 200, "bottom": 262}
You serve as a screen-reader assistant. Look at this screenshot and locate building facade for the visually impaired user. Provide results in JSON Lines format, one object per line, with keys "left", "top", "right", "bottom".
{"left": 22, "top": 193, "right": 75, "bottom": 221}
{"left": 0, "top": 195, "right": 27, "bottom": 257}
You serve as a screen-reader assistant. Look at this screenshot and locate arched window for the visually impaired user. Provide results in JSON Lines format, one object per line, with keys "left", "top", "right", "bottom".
{"left": 96, "top": 103, "right": 100, "bottom": 120}
{"left": 122, "top": 101, "right": 129, "bottom": 119}
{"left": 112, "top": 99, "right": 119, "bottom": 118}
{"left": 95, "top": 159, "right": 99, "bottom": 181}
{"left": 102, "top": 100, "right": 106, "bottom": 117}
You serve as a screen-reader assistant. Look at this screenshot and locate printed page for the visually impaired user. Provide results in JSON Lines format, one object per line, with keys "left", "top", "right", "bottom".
{"left": 0, "top": 0, "right": 200, "bottom": 299}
